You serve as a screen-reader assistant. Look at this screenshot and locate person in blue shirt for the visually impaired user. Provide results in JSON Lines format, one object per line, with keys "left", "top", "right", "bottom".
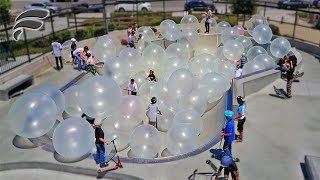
{"left": 234, "top": 96, "right": 246, "bottom": 142}
{"left": 220, "top": 110, "right": 235, "bottom": 157}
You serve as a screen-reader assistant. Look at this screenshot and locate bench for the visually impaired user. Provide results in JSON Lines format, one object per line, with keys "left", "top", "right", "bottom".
{"left": 0, "top": 74, "right": 34, "bottom": 101}
{"left": 305, "top": 155, "right": 320, "bottom": 180}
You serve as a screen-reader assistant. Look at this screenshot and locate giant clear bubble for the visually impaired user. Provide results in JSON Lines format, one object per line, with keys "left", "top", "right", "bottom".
{"left": 200, "top": 17, "right": 218, "bottom": 30}
{"left": 163, "top": 21, "right": 182, "bottom": 41}
{"left": 233, "top": 25, "right": 245, "bottom": 35}
{"left": 270, "top": 37, "right": 291, "bottom": 58}
{"left": 180, "top": 14, "right": 199, "bottom": 31}
{"left": 177, "top": 37, "right": 194, "bottom": 59}
{"left": 217, "top": 21, "right": 231, "bottom": 32}
{"left": 160, "top": 57, "right": 189, "bottom": 81}
{"left": 119, "top": 48, "right": 143, "bottom": 74}
{"left": 137, "top": 26, "right": 156, "bottom": 41}
{"left": 31, "top": 84, "right": 65, "bottom": 116}
{"left": 142, "top": 43, "right": 166, "bottom": 71}
{"left": 129, "top": 124, "right": 161, "bottom": 158}
{"left": 245, "top": 15, "right": 269, "bottom": 35}
{"left": 157, "top": 104, "right": 175, "bottom": 132}
{"left": 223, "top": 40, "right": 244, "bottom": 61}
{"left": 77, "top": 76, "right": 122, "bottom": 119}
{"left": 53, "top": 117, "right": 94, "bottom": 159}
{"left": 189, "top": 53, "right": 218, "bottom": 78}
{"left": 132, "top": 71, "right": 148, "bottom": 87}
{"left": 253, "top": 54, "right": 276, "bottom": 69}
{"left": 94, "top": 35, "right": 117, "bottom": 62}
{"left": 173, "top": 109, "right": 203, "bottom": 135}
{"left": 235, "top": 36, "right": 253, "bottom": 52}
{"left": 165, "top": 43, "right": 189, "bottom": 59}
{"left": 64, "top": 85, "right": 83, "bottom": 117}
{"left": 221, "top": 27, "right": 240, "bottom": 44}
{"left": 159, "top": 19, "right": 176, "bottom": 38}
{"left": 167, "top": 124, "right": 198, "bottom": 155}
{"left": 217, "top": 60, "right": 236, "bottom": 81}
{"left": 242, "top": 59, "right": 266, "bottom": 75}
{"left": 8, "top": 92, "right": 58, "bottom": 138}
{"left": 178, "top": 90, "right": 207, "bottom": 115}
{"left": 104, "top": 57, "right": 129, "bottom": 85}
{"left": 182, "top": 28, "right": 199, "bottom": 44}
{"left": 118, "top": 95, "right": 144, "bottom": 121}
{"left": 199, "top": 72, "right": 228, "bottom": 103}
{"left": 167, "top": 68, "right": 193, "bottom": 98}
{"left": 247, "top": 46, "right": 268, "bottom": 61}
{"left": 252, "top": 24, "right": 273, "bottom": 44}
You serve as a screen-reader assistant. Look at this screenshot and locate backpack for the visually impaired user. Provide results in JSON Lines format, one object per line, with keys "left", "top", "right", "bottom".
{"left": 289, "top": 55, "right": 297, "bottom": 68}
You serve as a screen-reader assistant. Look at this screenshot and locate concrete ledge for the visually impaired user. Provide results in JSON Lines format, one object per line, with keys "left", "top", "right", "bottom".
{"left": 0, "top": 74, "right": 33, "bottom": 101}
{"left": 0, "top": 161, "right": 142, "bottom": 180}
{"left": 305, "top": 155, "right": 320, "bottom": 180}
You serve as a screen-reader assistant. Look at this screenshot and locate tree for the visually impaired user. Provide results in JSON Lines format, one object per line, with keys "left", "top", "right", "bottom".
{"left": 0, "top": 0, "right": 12, "bottom": 23}
{"left": 230, "top": 0, "right": 258, "bottom": 15}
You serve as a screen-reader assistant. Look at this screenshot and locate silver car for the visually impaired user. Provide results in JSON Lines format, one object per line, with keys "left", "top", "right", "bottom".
{"left": 24, "top": 2, "right": 62, "bottom": 13}
{"left": 114, "top": 1, "right": 152, "bottom": 12}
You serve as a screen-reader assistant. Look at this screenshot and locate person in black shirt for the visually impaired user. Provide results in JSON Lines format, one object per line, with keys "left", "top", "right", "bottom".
{"left": 286, "top": 55, "right": 296, "bottom": 98}
{"left": 94, "top": 121, "right": 109, "bottom": 168}
{"left": 215, "top": 155, "right": 239, "bottom": 180}
{"left": 146, "top": 70, "right": 157, "bottom": 82}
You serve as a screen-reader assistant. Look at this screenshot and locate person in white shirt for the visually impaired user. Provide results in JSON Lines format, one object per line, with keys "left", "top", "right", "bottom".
{"left": 235, "top": 66, "right": 242, "bottom": 78}
{"left": 73, "top": 46, "right": 89, "bottom": 71}
{"left": 127, "top": 79, "right": 138, "bottom": 95}
{"left": 146, "top": 97, "right": 162, "bottom": 128}
{"left": 204, "top": 7, "right": 213, "bottom": 33}
{"left": 51, "top": 37, "right": 63, "bottom": 70}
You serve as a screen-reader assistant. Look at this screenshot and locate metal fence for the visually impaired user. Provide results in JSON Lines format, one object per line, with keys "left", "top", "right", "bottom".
{"left": 0, "top": 0, "right": 319, "bottom": 75}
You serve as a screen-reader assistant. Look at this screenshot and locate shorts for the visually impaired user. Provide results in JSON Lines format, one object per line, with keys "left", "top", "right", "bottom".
{"left": 224, "top": 169, "right": 237, "bottom": 180}
{"left": 128, "top": 42, "right": 134, "bottom": 48}
{"left": 237, "top": 118, "right": 246, "bottom": 132}
{"left": 131, "top": 91, "right": 137, "bottom": 95}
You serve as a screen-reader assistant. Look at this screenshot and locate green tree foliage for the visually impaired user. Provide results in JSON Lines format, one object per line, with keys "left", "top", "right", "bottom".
{"left": 231, "top": 0, "right": 258, "bottom": 15}
{"left": 0, "top": 0, "right": 11, "bottom": 23}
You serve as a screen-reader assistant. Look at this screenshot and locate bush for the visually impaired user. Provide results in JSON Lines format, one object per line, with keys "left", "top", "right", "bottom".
{"left": 269, "top": 24, "right": 280, "bottom": 35}
{"left": 217, "top": 16, "right": 238, "bottom": 26}
{"left": 75, "top": 29, "right": 88, "bottom": 41}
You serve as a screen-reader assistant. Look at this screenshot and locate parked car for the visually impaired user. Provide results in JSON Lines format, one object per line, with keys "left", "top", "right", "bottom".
{"left": 313, "top": 0, "right": 320, "bottom": 8}
{"left": 24, "top": 2, "right": 62, "bottom": 13}
{"left": 184, "top": 0, "right": 215, "bottom": 11}
{"left": 50, "top": 0, "right": 78, "bottom": 2}
{"left": 278, "top": 0, "right": 310, "bottom": 9}
{"left": 114, "top": 1, "right": 152, "bottom": 12}
{"left": 71, "top": 3, "right": 104, "bottom": 13}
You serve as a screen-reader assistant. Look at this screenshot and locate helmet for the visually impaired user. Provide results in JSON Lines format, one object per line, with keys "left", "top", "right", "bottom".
{"left": 151, "top": 97, "right": 157, "bottom": 104}
{"left": 237, "top": 96, "right": 244, "bottom": 103}
{"left": 84, "top": 46, "right": 89, "bottom": 50}
{"left": 224, "top": 110, "right": 234, "bottom": 119}
{"left": 221, "top": 155, "right": 233, "bottom": 167}
{"left": 71, "top": 38, "right": 76, "bottom": 42}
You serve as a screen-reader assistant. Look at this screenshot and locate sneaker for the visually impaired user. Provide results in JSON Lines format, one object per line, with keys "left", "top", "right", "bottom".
{"left": 236, "top": 138, "right": 243, "bottom": 142}
{"left": 235, "top": 134, "right": 240, "bottom": 139}
{"left": 100, "top": 163, "right": 109, "bottom": 168}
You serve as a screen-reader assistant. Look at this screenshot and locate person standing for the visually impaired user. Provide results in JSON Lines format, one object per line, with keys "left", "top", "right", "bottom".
{"left": 215, "top": 155, "right": 240, "bottom": 180}
{"left": 220, "top": 110, "right": 235, "bottom": 157}
{"left": 286, "top": 56, "right": 295, "bottom": 98}
{"left": 73, "top": 46, "right": 89, "bottom": 71}
{"left": 127, "top": 79, "right": 138, "bottom": 95}
{"left": 51, "top": 37, "right": 63, "bottom": 70}
{"left": 146, "top": 97, "right": 162, "bottom": 128}
{"left": 234, "top": 96, "right": 246, "bottom": 142}
{"left": 204, "top": 7, "right": 212, "bottom": 33}
{"left": 70, "top": 38, "right": 77, "bottom": 64}
{"left": 94, "top": 121, "right": 109, "bottom": 168}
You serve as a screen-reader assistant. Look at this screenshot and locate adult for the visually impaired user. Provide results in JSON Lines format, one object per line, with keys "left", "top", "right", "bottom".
{"left": 215, "top": 155, "right": 239, "bottom": 180}
{"left": 220, "top": 110, "right": 235, "bottom": 157}
{"left": 51, "top": 37, "right": 63, "bottom": 70}
{"left": 127, "top": 79, "right": 138, "bottom": 95}
{"left": 204, "top": 7, "right": 212, "bottom": 33}
{"left": 146, "top": 70, "right": 157, "bottom": 81}
{"left": 235, "top": 65, "right": 242, "bottom": 78}
{"left": 73, "top": 46, "right": 89, "bottom": 71}
{"left": 234, "top": 96, "right": 246, "bottom": 142}
{"left": 146, "top": 97, "right": 162, "bottom": 128}
{"left": 94, "top": 121, "right": 109, "bottom": 168}
{"left": 70, "top": 38, "right": 77, "bottom": 64}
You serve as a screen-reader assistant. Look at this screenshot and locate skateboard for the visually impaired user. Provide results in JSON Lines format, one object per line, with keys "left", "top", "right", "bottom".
{"left": 271, "top": 85, "right": 287, "bottom": 99}
{"left": 209, "top": 148, "right": 240, "bottom": 162}
{"left": 187, "top": 160, "right": 218, "bottom": 180}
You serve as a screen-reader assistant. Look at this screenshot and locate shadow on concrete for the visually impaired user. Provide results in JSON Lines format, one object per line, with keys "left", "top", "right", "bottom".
{"left": 12, "top": 135, "right": 38, "bottom": 149}
{"left": 53, "top": 151, "right": 91, "bottom": 163}
{"left": 300, "top": 163, "right": 310, "bottom": 180}
{"left": 127, "top": 149, "right": 159, "bottom": 158}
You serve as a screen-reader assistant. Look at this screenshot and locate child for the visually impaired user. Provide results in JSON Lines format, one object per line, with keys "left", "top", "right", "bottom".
{"left": 215, "top": 155, "right": 240, "bottom": 180}
{"left": 146, "top": 70, "right": 157, "bottom": 81}
{"left": 220, "top": 110, "right": 235, "bottom": 157}
{"left": 128, "top": 32, "right": 136, "bottom": 49}
{"left": 70, "top": 38, "right": 77, "bottom": 64}
{"left": 146, "top": 97, "right": 162, "bottom": 128}
{"left": 82, "top": 53, "right": 103, "bottom": 75}
{"left": 73, "top": 46, "right": 89, "bottom": 71}
{"left": 234, "top": 96, "right": 246, "bottom": 142}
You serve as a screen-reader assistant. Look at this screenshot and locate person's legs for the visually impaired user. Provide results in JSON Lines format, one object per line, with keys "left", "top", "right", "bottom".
{"left": 237, "top": 119, "right": 245, "bottom": 142}
{"left": 131, "top": 91, "right": 137, "bottom": 96}
{"left": 205, "top": 22, "right": 209, "bottom": 33}
{"left": 59, "top": 56, "right": 63, "bottom": 69}
{"left": 55, "top": 57, "right": 60, "bottom": 70}
{"left": 95, "top": 143, "right": 100, "bottom": 164}
{"left": 96, "top": 143, "right": 106, "bottom": 167}
{"left": 74, "top": 54, "right": 82, "bottom": 71}
{"left": 149, "top": 120, "right": 156, "bottom": 127}
{"left": 223, "top": 141, "right": 232, "bottom": 156}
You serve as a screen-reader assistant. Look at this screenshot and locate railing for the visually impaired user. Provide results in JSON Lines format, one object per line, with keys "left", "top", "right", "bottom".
{"left": 0, "top": 0, "right": 319, "bottom": 75}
